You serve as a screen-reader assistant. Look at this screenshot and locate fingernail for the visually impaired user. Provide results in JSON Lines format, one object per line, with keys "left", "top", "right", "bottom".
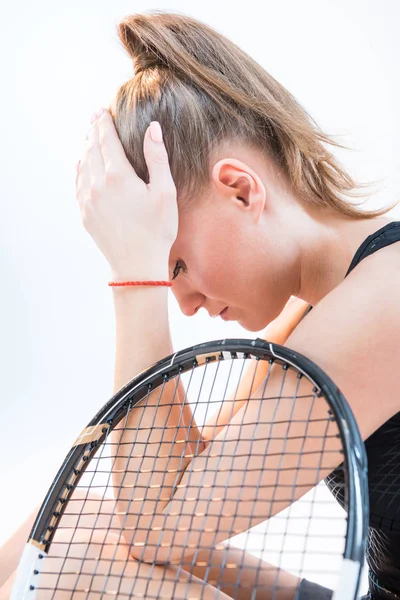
{"left": 150, "top": 121, "right": 163, "bottom": 143}
{"left": 90, "top": 112, "right": 97, "bottom": 124}
{"left": 97, "top": 107, "right": 105, "bottom": 118}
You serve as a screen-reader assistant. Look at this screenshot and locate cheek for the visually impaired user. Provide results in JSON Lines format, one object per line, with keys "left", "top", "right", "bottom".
{"left": 192, "top": 221, "right": 245, "bottom": 297}
{"left": 197, "top": 249, "right": 238, "bottom": 298}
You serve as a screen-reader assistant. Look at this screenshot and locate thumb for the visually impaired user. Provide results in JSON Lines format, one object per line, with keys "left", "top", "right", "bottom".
{"left": 144, "top": 122, "right": 176, "bottom": 195}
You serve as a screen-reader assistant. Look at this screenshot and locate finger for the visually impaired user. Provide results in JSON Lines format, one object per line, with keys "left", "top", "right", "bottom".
{"left": 97, "top": 108, "right": 132, "bottom": 172}
{"left": 87, "top": 120, "right": 105, "bottom": 182}
{"left": 144, "top": 122, "right": 176, "bottom": 197}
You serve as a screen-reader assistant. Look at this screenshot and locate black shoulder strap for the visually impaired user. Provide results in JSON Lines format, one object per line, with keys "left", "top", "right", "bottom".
{"left": 344, "top": 221, "right": 400, "bottom": 278}
{"left": 298, "top": 221, "right": 400, "bottom": 322}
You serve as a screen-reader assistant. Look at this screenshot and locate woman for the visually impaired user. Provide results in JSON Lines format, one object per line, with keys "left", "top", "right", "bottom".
{"left": 2, "top": 10, "right": 400, "bottom": 600}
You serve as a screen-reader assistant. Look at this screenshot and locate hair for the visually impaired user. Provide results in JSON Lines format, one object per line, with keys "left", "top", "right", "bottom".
{"left": 109, "top": 10, "right": 400, "bottom": 219}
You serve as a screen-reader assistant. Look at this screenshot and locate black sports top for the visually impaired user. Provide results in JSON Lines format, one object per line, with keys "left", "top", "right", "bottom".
{"left": 305, "top": 221, "right": 400, "bottom": 598}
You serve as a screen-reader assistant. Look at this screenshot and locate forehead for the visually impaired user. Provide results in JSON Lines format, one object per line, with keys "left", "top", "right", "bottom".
{"left": 176, "top": 200, "right": 207, "bottom": 238}
{"left": 169, "top": 201, "right": 212, "bottom": 261}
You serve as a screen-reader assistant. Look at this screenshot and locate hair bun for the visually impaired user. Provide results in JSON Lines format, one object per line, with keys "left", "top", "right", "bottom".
{"left": 132, "top": 52, "right": 161, "bottom": 75}
{"left": 118, "top": 15, "right": 165, "bottom": 75}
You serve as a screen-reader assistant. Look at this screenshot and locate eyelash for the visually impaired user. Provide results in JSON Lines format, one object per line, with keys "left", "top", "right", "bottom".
{"left": 172, "top": 260, "right": 186, "bottom": 280}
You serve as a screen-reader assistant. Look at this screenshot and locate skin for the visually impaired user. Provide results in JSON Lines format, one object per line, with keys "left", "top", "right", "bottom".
{"left": 0, "top": 298, "right": 310, "bottom": 600}
{"left": 2, "top": 125, "right": 394, "bottom": 597}
{"left": 169, "top": 139, "right": 391, "bottom": 330}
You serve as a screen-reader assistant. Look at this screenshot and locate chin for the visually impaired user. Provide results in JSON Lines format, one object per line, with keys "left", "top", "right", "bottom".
{"left": 238, "top": 319, "right": 263, "bottom": 333}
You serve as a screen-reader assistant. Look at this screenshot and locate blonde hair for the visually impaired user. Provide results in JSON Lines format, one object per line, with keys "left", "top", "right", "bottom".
{"left": 110, "top": 10, "right": 399, "bottom": 218}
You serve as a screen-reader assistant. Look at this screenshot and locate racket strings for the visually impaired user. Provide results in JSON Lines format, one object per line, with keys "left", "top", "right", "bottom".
{"left": 33, "top": 355, "right": 348, "bottom": 599}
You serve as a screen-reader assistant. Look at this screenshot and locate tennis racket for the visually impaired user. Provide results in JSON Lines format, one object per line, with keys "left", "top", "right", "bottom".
{"left": 11, "top": 338, "right": 368, "bottom": 599}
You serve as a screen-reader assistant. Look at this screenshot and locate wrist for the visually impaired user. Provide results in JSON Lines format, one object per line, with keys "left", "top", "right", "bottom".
{"left": 109, "top": 269, "right": 170, "bottom": 284}
{"left": 109, "top": 281, "right": 171, "bottom": 289}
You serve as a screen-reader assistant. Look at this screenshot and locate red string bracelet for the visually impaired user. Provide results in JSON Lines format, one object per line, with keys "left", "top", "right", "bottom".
{"left": 108, "top": 280, "right": 172, "bottom": 287}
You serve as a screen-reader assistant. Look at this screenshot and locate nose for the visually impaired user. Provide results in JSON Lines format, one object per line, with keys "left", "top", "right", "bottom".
{"left": 172, "top": 285, "right": 203, "bottom": 317}
{"left": 180, "top": 302, "right": 201, "bottom": 317}
{"left": 181, "top": 306, "right": 200, "bottom": 317}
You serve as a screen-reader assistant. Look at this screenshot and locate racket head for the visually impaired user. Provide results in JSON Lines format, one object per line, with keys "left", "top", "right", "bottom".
{"left": 11, "top": 338, "right": 369, "bottom": 599}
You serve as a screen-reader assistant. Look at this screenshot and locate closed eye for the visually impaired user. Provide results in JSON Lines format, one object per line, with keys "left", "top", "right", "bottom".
{"left": 172, "top": 260, "right": 187, "bottom": 281}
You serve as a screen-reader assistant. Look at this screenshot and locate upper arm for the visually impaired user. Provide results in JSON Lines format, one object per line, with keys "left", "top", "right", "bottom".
{"left": 283, "top": 256, "right": 400, "bottom": 439}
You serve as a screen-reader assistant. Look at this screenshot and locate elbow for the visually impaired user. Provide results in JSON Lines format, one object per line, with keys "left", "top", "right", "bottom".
{"left": 129, "top": 539, "right": 180, "bottom": 565}
{"left": 128, "top": 520, "right": 197, "bottom": 566}
{"left": 130, "top": 544, "right": 194, "bottom": 566}
{"left": 129, "top": 546, "right": 169, "bottom": 565}
{"left": 126, "top": 513, "right": 175, "bottom": 565}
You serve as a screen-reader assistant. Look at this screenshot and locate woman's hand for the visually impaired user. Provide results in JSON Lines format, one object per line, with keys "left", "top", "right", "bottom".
{"left": 76, "top": 110, "right": 178, "bottom": 279}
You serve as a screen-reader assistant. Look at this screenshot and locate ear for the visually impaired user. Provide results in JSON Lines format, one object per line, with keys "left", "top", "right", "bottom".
{"left": 211, "top": 158, "right": 267, "bottom": 223}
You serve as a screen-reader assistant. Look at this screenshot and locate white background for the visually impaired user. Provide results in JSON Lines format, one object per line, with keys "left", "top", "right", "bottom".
{"left": 2, "top": 0, "right": 400, "bottom": 594}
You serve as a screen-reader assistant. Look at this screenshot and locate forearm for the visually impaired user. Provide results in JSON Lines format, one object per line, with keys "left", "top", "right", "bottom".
{"left": 110, "top": 283, "right": 206, "bottom": 544}
{"left": 202, "top": 298, "right": 311, "bottom": 441}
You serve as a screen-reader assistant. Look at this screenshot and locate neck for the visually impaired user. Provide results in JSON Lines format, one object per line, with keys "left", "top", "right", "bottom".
{"left": 293, "top": 212, "right": 391, "bottom": 307}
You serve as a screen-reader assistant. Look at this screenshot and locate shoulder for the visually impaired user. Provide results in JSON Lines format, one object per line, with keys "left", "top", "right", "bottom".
{"left": 283, "top": 247, "right": 400, "bottom": 440}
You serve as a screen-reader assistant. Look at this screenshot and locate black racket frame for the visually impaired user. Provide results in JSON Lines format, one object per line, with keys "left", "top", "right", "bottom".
{"left": 28, "top": 337, "right": 368, "bottom": 588}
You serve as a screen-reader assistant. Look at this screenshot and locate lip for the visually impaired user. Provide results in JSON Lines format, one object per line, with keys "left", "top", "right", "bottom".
{"left": 220, "top": 307, "right": 229, "bottom": 320}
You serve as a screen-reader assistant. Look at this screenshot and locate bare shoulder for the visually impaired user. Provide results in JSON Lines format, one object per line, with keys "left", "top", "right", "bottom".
{"left": 284, "top": 245, "right": 400, "bottom": 440}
